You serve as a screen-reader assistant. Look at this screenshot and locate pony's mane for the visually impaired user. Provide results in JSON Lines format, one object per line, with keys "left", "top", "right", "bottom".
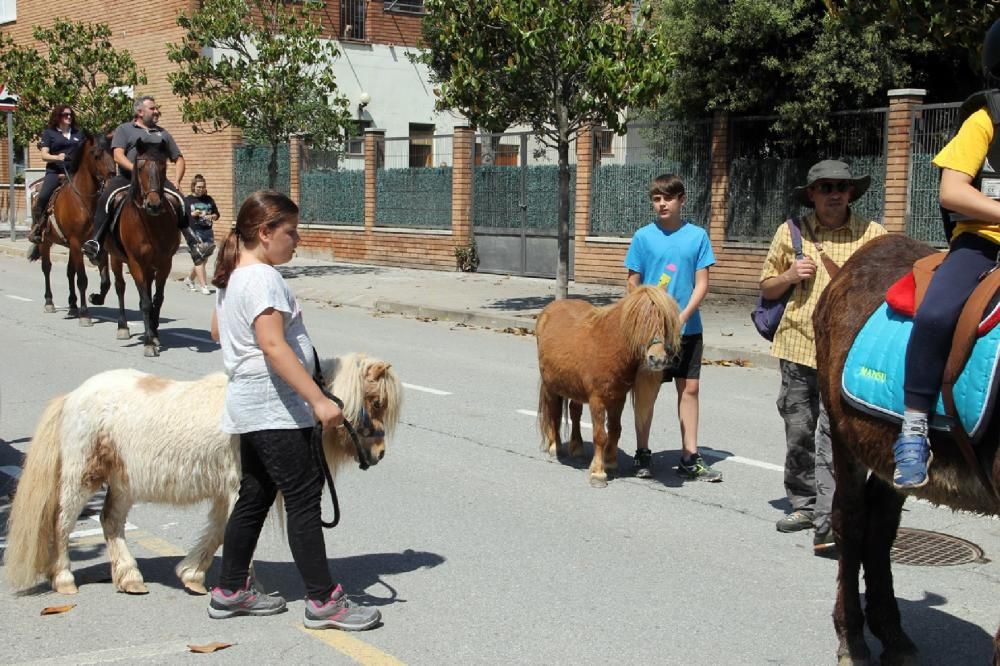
{"left": 615, "top": 286, "right": 682, "bottom": 358}
{"left": 66, "top": 130, "right": 94, "bottom": 174}
{"left": 321, "top": 352, "right": 402, "bottom": 436}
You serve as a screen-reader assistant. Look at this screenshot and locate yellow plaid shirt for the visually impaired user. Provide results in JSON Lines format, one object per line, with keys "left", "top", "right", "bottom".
{"left": 759, "top": 212, "right": 887, "bottom": 368}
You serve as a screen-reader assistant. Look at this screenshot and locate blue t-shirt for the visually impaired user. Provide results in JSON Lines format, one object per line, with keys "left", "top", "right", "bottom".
{"left": 624, "top": 220, "right": 716, "bottom": 335}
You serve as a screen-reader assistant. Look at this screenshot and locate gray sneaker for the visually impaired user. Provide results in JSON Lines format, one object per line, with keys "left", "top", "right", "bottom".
{"left": 207, "top": 581, "right": 287, "bottom": 619}
{"left": 676, "top": 454, "right": 723, "bottom": 482}
{"left": 304, "top": 584, "right": 381, "bottom": 631}
{"left": 776, "top": 510, "right": 814, "bottom": 533}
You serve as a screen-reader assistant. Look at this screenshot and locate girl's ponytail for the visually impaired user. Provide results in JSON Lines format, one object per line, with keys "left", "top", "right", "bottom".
{"left": 211, "top": 229, "right": 240, "bottom": 289}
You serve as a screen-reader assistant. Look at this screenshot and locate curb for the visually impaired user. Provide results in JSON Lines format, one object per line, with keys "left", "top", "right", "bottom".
{"left": 374, "top": 300, "right": 536, "bottom": 332}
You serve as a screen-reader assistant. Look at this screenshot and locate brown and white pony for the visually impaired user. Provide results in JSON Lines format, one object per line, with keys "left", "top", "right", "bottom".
{"left": 815, "top": 233, "right": 1000, "bottom": 665}
{"left": 3, "top": 353, "right": 402, "bottom": 596}
{"left": 536, "top": 285, "right": 681, "bottom": 487}
{"left": 32, "top": 131, "right": 115, "bottom": 325}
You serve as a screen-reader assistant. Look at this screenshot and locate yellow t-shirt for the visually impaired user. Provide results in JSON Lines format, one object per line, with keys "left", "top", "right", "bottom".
{"left": 932, "top": 108, "right": 1000, "bottom": 244}
{"left": 759, "top": 213, "right": 887, "bottom": 368}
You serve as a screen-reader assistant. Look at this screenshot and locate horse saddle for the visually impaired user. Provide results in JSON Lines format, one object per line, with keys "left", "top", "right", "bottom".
{"left": 841, "top": 254, "right": 1000, "bottom": 442}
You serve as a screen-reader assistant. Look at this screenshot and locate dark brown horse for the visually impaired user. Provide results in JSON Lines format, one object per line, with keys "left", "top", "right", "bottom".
{"left": 536, "top": 286, "right": 682, "bottom": 487}
{"left": 107, "top": 138, "right": 180, "bottom": 357}
{"left": 32, "top": 132, "right": 115, "bottom": 326}
{"left": 815, "top": 233, "right": 1000, "bottom": 665}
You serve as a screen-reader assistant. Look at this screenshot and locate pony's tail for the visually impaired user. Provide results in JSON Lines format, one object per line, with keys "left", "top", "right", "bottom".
{"left": 537, "top": 383, "right": 562, "bottom": 453}
{"left": 4, "top": 395, "right": 66, "bottom": 591}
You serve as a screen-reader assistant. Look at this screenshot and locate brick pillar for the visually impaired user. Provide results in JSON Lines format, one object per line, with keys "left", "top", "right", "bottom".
{"left": 364, "top": 128, "right": 384, "bottom": 233}
{"left": 884, "top": 88, "right": 927, "bottom": 234}
{"left": 288, "top": 133, "right": 304, "bottom": 206}
{"left": 452, "top": 125, "right": 474, "bottom": 244}
{"left": 708, "top": 111, "right": 730, "bottom": 248}
{"left": 574, "top": 125, "right": 594, "bottom": 243}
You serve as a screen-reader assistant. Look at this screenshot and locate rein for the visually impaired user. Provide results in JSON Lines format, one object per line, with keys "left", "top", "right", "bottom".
{"left": 310, "top": 349, "right": 372, "bottom": 529}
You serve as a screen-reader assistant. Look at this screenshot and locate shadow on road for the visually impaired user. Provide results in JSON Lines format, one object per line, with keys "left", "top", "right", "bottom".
{"left": 279, "top": 264, "right": 384, "bottom": 280}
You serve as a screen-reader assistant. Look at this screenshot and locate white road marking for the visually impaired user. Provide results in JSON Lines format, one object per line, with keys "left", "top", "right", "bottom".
{"left": 5, "top": 294, "right": 31, "bottom": 302}
{"left": 517, "top": 409, "right": 593, "bottom": 429}
{"left": 402, "top": 382, "right": 452, "bottom": 396}
{"left": 516, "top": 410, "right": 783, "bottom": 471}
{"left": 10, "top": 640, "right": 212, "bottom": 665}
{"left": 170, "top": 331, "right": 215, "bottom": 344}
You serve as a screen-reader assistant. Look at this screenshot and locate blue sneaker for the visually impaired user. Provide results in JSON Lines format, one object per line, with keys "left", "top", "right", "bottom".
{"left": 892, "top": 434, "right": 932, "bottom": 489}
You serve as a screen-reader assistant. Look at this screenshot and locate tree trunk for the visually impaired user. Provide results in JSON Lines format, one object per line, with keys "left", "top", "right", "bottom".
{"left": 556, "top": 137, "right": 570, "bottom": 300}
{"left": 267, "top": 143, "right": 278, "bottom": 190}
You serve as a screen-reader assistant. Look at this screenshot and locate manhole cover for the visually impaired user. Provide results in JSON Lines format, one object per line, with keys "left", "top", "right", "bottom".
{"left": 890, "top": 527, "right": 986, "bottom": 566}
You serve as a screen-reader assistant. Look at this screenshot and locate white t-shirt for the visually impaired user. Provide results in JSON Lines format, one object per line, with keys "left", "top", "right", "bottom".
{"left": 216, "top": 263, "right": 315, "bottom": 433}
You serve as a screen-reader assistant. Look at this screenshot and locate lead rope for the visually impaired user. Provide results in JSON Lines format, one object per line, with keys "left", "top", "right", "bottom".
{"left": 311, "top": 350, "right": 369, "bottom": 529}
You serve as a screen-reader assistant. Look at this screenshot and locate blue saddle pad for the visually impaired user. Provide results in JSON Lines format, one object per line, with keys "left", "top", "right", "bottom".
{"left": 841, "top": 302, "right": 1000, "bottom": 441}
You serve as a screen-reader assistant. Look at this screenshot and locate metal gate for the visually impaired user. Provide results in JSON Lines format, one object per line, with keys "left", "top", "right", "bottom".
{"left": 472, "top": 131, "right": 575, "bottom": 278}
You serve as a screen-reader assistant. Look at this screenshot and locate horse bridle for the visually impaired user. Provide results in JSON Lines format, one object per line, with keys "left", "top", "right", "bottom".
{"left": 310, "top": 349, "right": 383, "bottom": 529}
{"left": 132, "top": 154, "right": 165, "bottom": 210}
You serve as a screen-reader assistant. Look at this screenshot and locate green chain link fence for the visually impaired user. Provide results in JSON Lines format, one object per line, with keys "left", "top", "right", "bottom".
{"left": 299, "top": 148, "right": 364, "bottom": 225}
{"left": 233, "top": 144, "right": 290, "bottom": 207}
{"left": 375, "top": 136, "right": 452, "bottom": 228}
{"left": 907, "top": 102, "right": 961, "bottom": 246}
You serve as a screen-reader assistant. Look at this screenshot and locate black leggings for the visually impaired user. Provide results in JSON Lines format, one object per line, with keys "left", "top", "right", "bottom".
{"left": 34, "top": 172, "right": 62, "bottom": 217}
{"left": 903, "top": 232, "right": 1000, "bottom": 412}
{"left": 218, "top": 428, "right": 335, "bottom": 600}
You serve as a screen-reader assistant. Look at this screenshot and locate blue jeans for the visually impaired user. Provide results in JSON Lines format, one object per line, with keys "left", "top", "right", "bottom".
{"left": 903, "top": 232, "right": 1000, "bottom": 412}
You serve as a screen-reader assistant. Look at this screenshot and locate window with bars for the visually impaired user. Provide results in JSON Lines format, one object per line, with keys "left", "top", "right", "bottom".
{"left": 341, "top": 0, "right": 366, "bottom": 41}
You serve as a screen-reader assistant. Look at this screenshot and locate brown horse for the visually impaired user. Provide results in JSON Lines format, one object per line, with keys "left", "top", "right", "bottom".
{"left": 108, "top": 137, "right": 180, "bottom": 357}
{"left": 32, "top": 132, "right": 115, "bottom": 326}
{"left": 815, "top": 233, "right": 1000, "bottom": 665}
{"left": 536, "top": 285, "right": 682, "bottom": 487}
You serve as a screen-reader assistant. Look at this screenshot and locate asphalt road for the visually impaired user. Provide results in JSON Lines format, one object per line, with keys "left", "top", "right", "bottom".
{"left": 0, "top": 254, "right": 998, "bottom": 665}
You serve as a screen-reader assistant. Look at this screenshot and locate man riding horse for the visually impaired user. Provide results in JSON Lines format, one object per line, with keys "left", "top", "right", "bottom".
{"left": 82, "top": 95, "right": 212, "bottom": 264}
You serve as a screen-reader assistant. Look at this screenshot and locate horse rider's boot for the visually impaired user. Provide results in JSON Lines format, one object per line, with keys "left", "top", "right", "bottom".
{"left": 27, "top": 199, "right": 45, "bottom": 244}
{"left": 82, "top": 211, "right": 109, "bottom": 264}
{"left": 181, "top": 225, "right": 214, "bottom": 264}
{"left": 892, "top": 433, "right": 933, "bottom": 489}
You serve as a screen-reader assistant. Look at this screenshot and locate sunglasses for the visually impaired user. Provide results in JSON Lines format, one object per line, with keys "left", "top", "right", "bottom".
{"left": 60, "top": 112, "right": 74, "bottom": 117}
{"left": 814, "top": 181, "right": 851, "bottom": 194}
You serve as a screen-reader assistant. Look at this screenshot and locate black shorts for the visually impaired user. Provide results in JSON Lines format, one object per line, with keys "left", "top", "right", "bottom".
{"left": 663, "top": 334, "right": 703, "bottom": 382}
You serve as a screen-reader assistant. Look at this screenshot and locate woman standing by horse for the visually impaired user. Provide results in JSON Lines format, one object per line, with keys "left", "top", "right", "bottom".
{"left": 207, "top": 190, "right": 381, "bottom": 631}
{"left": 27, "top": 105, "right": 84, "bottom": 251}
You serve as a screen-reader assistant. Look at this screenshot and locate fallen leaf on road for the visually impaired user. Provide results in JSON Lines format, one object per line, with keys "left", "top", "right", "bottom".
{"left": 188, "top": 642, "right": 233, "bottom": 654}
{"left": 703, "top": 358, "right": 753, "bottom": 368}
{"left": 501, "top": 327, "right": 531, "bottom": 336}
{"left": 40, "top": 604, "right": 76, "bottom": 615}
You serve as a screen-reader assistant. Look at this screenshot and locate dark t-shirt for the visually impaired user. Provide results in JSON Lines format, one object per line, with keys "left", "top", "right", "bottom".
{"left": 39, "top": 127, "right": 85, "bottom": 174}
{"left": 111, "top": 122, "right": 182, "bottom": 175}
{"left": 184, "top": 194, "right": 219, "bottom": 229}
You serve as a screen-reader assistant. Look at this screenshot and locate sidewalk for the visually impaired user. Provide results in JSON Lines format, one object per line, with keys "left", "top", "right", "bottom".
{"left": 0, "top": 231, "right": 776, "bottom": 369}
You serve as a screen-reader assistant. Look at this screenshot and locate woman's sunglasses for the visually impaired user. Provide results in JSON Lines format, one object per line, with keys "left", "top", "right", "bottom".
{"left": 60, "top": 112, "right": 74, "bottom": 117}
{"left": 814, "top": 181, "right": 851, "bottom": 194}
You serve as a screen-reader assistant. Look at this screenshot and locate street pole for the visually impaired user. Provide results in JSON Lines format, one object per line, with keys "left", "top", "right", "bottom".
{"left": 6, "top": 111, "right": 13, "bottom": 240}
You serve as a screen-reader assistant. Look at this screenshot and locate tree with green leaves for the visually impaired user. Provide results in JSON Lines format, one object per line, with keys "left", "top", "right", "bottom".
{"left": 418, "top": 0, "right": 671, "bottom": 298}
{"left": 167, "top": 0, "right": 352, "bottom": 188}
{"left": 650, "top": 0, "right": 994, "bottom": 143}
{"left": 0, "top": 19, "right": 146, "bottom": 145}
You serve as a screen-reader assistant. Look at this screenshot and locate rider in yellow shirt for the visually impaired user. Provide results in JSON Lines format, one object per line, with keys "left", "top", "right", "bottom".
{"left": 895, "top": 19, "right": 1000, "bottom": 488}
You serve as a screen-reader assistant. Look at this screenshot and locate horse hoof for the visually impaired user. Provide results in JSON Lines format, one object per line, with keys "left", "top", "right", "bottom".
{"left": 838, "top": 655, "right": 870, "bottom": 666}
{"left": 43, "top": 303, "right": 56, "bottom": 314}
{"left": 67, "top": 307, "right": 79, "bottom": 318}
{"left": 589, "top": 473, "right": 608, "bottom": 488}
{"left": 78, "top": 316, "right": 93, "bottom": 327}
{"left": 545, "top": 443, "right": 559, "bottom": 458}
{"left": 120, "top": 581, "right": 149, "bottom": 595}
{"left": 183, "top": 580, "right": 208, "bottom": 595}
{"left": 604, "top": 459, "right": 619, "bottom": 471}
{"left": 88, "top": 294, "right": 104, "bottom": 306}
{"left": 144, "top": 346, "right": 159, "bottom": 358}
{"left": 52, "top": 580, "right": 78, "bottom": 595}
{"left": 116, "top": 328, "right": 130, "bottom": 340}
{"left": 569, "top": 445, "right": 586, "bottom": 459}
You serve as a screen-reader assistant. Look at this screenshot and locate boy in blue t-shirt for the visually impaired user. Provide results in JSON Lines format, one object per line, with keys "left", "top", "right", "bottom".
{"left": 624, "top": 174, "right": 722, "bottom": 482}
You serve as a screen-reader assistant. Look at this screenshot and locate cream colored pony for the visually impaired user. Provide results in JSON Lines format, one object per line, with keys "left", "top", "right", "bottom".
{"left": 4, "top": 352, "right": 402, "bottom": 596}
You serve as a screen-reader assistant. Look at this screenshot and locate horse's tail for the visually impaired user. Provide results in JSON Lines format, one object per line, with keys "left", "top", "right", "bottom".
{"left": 4, "top": 394, "right": 66, "bottom": 591}
{"left": 537, "top": 382, "right": 565, "bottom": 452}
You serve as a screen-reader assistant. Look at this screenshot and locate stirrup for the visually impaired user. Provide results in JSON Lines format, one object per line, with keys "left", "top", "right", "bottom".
{"left": 82, "top": 239, "right": 102, "bottom": 262}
